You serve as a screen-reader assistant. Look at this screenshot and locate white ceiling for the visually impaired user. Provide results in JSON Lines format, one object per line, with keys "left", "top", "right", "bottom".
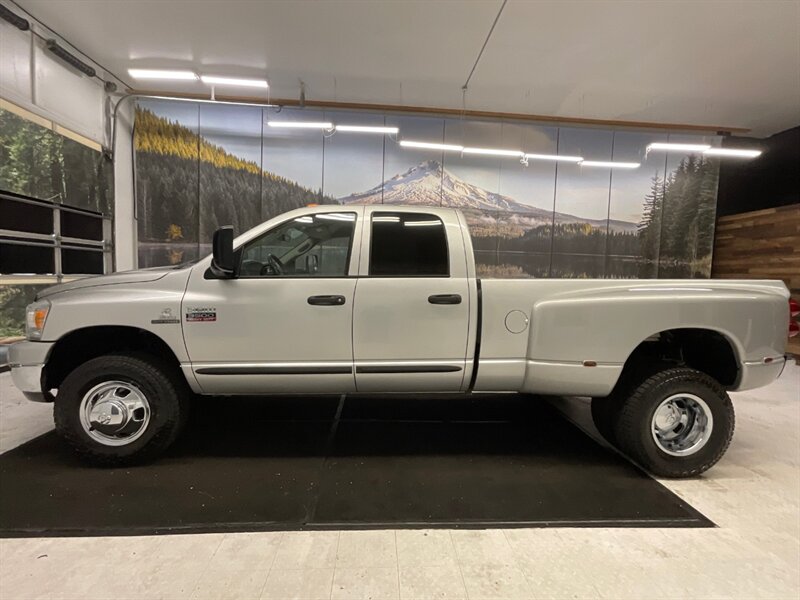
{"left": 13, "top": 0, "right": 800, "bottom": 136}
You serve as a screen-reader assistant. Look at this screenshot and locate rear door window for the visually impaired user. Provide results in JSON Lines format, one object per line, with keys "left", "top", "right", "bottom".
{"left": 369, "top": 212, "right": 448, "bottom": 277}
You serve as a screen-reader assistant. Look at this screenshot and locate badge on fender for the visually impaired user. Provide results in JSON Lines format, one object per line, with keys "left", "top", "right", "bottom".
{"left": 186, "top": 307, "right": 217, "bottom": 322}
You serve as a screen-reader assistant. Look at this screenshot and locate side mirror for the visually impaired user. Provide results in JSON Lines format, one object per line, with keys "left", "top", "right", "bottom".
{"left": 209, "top": 226, "right": 235, "bottom": 278}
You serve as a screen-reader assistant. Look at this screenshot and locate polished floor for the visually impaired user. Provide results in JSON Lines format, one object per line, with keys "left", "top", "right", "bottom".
{"left": 0, "top": 364, "right": 798, "bottom": 599}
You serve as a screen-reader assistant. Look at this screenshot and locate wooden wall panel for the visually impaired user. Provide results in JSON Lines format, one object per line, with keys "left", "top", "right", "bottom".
{"left": 712, "top": 203, "right": 800, "bottom": 357}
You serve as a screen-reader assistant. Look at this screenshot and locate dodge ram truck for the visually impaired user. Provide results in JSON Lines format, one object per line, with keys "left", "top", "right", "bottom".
{"left": 9, "top": 205, "right": 793, "bottom": 477}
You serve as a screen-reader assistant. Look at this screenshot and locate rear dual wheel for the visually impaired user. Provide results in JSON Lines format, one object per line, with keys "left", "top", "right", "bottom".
{"left": 591, "top": 367, "right": 735, "bottom": 478}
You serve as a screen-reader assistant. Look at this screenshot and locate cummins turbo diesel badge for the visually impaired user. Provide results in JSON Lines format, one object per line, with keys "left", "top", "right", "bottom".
{"left": 186, "top": 307, "right": 216, "bottom": 322}
{"left": 151, "top": 308, "right": 180, "bottom": 324}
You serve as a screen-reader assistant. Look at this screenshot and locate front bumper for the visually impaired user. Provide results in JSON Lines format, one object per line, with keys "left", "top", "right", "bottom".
{"left": 8, "top": 341, "right": 55, "bottom": 402}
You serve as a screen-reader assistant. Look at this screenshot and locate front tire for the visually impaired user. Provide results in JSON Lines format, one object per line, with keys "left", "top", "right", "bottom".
{"left": 613, "top": 367, "right": 735, "bottom": 478}
{"left": 54, "top": 354, "right": 188, "bottom": 466}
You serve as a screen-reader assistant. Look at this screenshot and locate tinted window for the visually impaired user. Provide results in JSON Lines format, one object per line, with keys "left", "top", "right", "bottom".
{"left": 239, "top": 213, "right": 356, "bottom": 278}
{"left": 370, "top": 212, "right": 448, "bottom": 277}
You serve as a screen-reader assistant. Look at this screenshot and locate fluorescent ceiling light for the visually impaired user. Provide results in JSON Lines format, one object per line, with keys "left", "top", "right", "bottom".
{"left": 580, "top": 160, "right": 640, "bottom": 169}
{"left": 404, "top": 220, "right": 441, "bottom": 226}
{"left": 462, "top": 147, "right": 523, "bottom": 157}
{"left": 524, "top": 153, "right": 583, "bottom": 163}
{"left": 335, "top": 125, "right": 399, "bottom": 134}
{"left": 648, "top": 142, "right": 711, "bottom": 152}
{"left": 400, "top": 140, "right": 464, "bottom": 152}
{"left": 200, "top": 75, "right": 268, "bottom": 88}
{"left": 267, "top": 121, "right": 333, "bottom": 129}
{"left": 128, "top": 69, "right": 198, "bottom": 80}
{"left": 703, "top": 147, "right": 762, "bottom": 158}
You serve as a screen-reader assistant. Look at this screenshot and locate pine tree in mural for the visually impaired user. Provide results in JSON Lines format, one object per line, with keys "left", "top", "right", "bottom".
{"left": 637, "top": 157, "right": 719, "bottom": 278}
{"left": 638, "top": 173, "right": 664, "bottom": 277}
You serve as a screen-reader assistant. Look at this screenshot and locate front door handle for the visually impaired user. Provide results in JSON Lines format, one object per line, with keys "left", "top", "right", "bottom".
{"left": 428, "top": 294, "right": 462, "bottom": 305}
{"left": 308, "top": 295, "right": 346, "bottom": 306}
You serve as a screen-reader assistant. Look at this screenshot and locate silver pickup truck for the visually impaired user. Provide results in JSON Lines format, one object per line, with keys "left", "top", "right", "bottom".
{"left": 9, "top": 205, "right": 792, "bottom": 477}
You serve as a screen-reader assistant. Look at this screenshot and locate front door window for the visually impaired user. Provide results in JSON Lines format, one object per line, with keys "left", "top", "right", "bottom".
{"left": 239, "top": 212, "right": 356, "bottom": 278}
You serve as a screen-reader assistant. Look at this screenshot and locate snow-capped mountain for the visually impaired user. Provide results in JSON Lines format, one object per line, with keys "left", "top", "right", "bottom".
{"left": 341, "top": 160, "right": 637, "bottom": 233}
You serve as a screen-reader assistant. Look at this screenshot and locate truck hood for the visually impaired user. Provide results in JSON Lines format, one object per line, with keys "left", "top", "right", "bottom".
{"left": 36, "top": 266, "right": 181, "bottom": 299}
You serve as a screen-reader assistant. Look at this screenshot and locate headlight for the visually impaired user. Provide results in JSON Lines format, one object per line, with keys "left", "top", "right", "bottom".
{"left": 25, "top": 299, "right": 51, "bottom": 340}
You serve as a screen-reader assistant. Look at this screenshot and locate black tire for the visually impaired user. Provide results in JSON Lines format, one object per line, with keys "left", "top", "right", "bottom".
{"left": 591, "top": 393, "right": 625, "bottom": 446}
{"left": 54, "top": 353, "right": 188, "bottom": 466}
{"left": 612, "top": 367, "right": 735, "bottom": 478}
{"left": 592, "top": 360, "right": 675, "bottom": 447}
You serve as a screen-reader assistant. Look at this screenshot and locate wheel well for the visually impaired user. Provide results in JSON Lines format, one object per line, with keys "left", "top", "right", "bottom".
{"left": 44, "top": 326, "right": 182, "bottom": 391}
{"left": 618, "top": 328, "right": 740, "bottom": 389}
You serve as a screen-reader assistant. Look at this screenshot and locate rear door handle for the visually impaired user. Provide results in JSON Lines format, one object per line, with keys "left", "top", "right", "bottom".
{"left": 308, "top": 295, "right": 346, "bottom": 306}
{"left": 428, "top": 294, "right": 462, "bottom": 305}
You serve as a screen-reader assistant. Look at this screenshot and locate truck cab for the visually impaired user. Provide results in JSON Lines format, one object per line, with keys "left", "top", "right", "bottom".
{"left": 184, "top": 205, "right": 478, "bottom": 395}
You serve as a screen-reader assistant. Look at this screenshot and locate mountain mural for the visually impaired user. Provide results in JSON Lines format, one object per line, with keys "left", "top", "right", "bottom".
{"left": 340, "top": 160, "right": 637, "bottom": 233}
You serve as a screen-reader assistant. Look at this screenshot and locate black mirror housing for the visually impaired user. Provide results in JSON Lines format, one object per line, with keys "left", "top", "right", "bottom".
{"left": 209, "top": 226, "right": 235, "bottom": 278}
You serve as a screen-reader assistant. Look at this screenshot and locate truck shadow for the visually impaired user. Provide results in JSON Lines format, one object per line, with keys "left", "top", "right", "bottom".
{"left": 175, "top": 393, "right": 604, "bottom": 462}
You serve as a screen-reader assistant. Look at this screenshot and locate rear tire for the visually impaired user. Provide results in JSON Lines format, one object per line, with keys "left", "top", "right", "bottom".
{"left": 591, "top": 394, "right": 624, "bottom": 446}
{"left": 54, "top": 354, "right": 188, "bottom": 466}
{"left": 612, "top": 367, "right": 734, "bottom": 478}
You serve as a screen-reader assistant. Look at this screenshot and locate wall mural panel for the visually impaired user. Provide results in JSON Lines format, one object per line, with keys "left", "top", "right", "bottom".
{"left": 323, "top": 109, "right": 386, "bottom": 208}
{"left": 135, "top": 100, "right": 200, "bottom": 267}
{"left": 199, "top": 103, "right": 262, "bottom": 258}
{"left": 133, "top": 99, "right": 721, "bottom": 278}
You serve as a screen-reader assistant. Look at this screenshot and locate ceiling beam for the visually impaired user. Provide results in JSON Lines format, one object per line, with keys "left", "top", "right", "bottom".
{"left": 127, "top": 89, "right": 750, "bottom": 135}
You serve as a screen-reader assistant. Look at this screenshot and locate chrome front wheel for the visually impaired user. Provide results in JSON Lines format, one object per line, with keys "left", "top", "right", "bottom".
{"left": 79, "top": 381, "right": 152, "bottom": 446}
{"left": 56, "top": 354, "right": 188, "bottom": 466}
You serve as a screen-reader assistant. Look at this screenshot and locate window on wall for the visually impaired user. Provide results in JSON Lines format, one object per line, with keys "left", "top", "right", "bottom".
{"left": 239, "top": 212, "right": 356, "bottom": 278}
{"left": 0, "top": 100, "right": 113, "bottom": 216}
{"left": 0, "top": 98, "right": 113, "bottom": 337}
{"left": 370, "top": 212, "right": 448, "bottom": 277}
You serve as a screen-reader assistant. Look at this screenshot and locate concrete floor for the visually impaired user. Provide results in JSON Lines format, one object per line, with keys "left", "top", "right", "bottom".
{"left": 0, "top": 364, "right": 797, "bottom": 600}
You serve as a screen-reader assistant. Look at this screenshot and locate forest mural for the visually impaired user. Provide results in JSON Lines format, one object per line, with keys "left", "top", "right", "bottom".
{"left": 135, "top": 105, "right": 335, "bottom": 266}
{"left": 133, "top": 100, "right": 721, "bottom": 278}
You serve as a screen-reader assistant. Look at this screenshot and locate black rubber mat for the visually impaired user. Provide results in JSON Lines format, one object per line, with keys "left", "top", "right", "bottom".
{"left": 0, "top": 394, "right": 712, "bottom": 537}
